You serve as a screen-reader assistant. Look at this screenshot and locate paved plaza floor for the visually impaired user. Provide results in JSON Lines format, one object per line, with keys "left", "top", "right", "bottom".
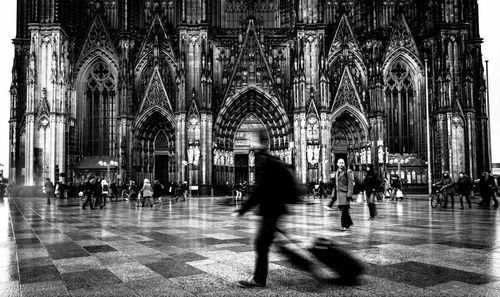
{"left": 1, "top": 195, "right": 500, "bottom": 296}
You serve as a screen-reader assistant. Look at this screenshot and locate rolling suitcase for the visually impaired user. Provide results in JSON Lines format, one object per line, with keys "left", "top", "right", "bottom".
{"left": 309, "top": 237, "right": 364, "bottom": 280}
{"left": 275, "top": 229, "right": 363, "bottom": 280}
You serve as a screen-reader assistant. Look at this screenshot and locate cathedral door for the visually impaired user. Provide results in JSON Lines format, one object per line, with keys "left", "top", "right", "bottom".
{"left": 234, "top": 154, "right": 249, "bottom": 184}
{"left": 154, "top": 154, "right": 169, "bottom": 185}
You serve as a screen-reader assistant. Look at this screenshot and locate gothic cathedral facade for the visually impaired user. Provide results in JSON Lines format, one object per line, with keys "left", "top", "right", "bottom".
{"left": 9, "top": 1, "right": 490, "bottom": 192}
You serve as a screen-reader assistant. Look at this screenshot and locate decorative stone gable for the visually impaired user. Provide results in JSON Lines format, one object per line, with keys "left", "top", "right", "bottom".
{"left": 140, "top": 66, "right": 173, "bottom": 113}
{"left": 331, "top": 67, "right": 364, "bottom": 113}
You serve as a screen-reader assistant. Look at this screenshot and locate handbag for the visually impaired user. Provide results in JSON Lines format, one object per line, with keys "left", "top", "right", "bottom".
{"left": 396, "top": 189, "right": 404, "bottom": 198}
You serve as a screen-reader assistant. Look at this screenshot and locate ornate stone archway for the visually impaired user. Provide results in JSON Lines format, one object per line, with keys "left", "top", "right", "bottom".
{"left": 213, "top": 88, "right": 291, "bottom": 186}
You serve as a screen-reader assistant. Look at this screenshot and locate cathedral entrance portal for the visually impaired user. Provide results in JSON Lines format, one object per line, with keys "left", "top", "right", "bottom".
{"left": 133, "top": 108, "right": 175, "bottom": 184}
{"left": 213, "top": 88, "right": 291, "bottom": 192}
{"left": 331, "top": 110, "right": 369, "bottom": 182}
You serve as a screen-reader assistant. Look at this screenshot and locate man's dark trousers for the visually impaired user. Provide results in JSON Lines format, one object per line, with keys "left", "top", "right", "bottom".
{"left": 46, "top": 191, "right": 52, "bottom": 204}
{"left": 253, "top": 216, "right": 278, "bottom": 286}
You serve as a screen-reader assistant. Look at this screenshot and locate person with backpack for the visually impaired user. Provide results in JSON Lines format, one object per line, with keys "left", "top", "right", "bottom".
{"left": 233, "top": 128, "right": 297, "bottom": 288}
{"left": 363, "top": 164, "right": 379, "bottom": 220}
{"left": 456, "top": 172, "right": 473, "bottom": 209}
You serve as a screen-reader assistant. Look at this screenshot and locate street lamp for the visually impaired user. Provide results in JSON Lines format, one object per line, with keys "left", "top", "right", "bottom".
{"left": 98, "top": 160, "right": 118, "bottom": 181}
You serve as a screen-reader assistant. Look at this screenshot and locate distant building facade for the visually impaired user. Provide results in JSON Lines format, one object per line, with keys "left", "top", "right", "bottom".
{"left": 9, "top": 0, "right": 490, "bottom": 192}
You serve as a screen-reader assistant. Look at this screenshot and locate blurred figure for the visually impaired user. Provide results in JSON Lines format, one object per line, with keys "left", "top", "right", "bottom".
{"left": 318, "top": 179, "right": 327, "bottom": 199}
{"left": 101, "top": 179, "right": 109, "bottom": 206}
{"left": 235, "top": 128, "right": 295, "bottom": 288}
{"left": 235, "top": 182, "right": 243, "bottom": 201}
{"left": 390, "top": 173, "right": 402, "bottom": 201}
{"left": 82, "top": 178, "right": 95, "bottom": 210}
{"left": 433, "top": 171, "right": 455, "bottom": 208}
{"left": 153, "top": 180, "right": 163, "bottom": 205}
{"left": 140, "top": 179, "right": 153, "bottom": 207}
{"left": 456, "top": 172, "right": 472, "bottom": 209}
{"left": 43, "top": 178, "right": 54, "bottom": 205}
{"left": 363, "top": 164, "right": 379, "bottom": 220}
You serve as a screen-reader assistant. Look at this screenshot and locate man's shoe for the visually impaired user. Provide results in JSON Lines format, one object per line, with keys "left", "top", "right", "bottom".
{"left": 238, "top": 277, "right": 265, "bottom": 288}
{"left": 324, "top": 205, "right": 333, "bottom": 211}
{"left": 340, "top": 227, "right": 347, "bottom": 231}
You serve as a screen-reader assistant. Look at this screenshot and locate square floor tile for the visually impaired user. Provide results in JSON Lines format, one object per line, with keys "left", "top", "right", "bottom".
{"left": 19, "top": 264, "right": 61, "bottom": 284}
{"left": 83, "top": 245, "right": 117, "bottom": 253}
{"left": 145, "top": 259, "right": 204, "bottom": 279}
{"left": 60, "top": 269, "right": 122, "bottom": 290}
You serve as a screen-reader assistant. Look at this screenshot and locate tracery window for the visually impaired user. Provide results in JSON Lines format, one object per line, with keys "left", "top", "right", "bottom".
{"left": 384, "top": 61, "right": 417, "bottom": 154}
{"left": 85, "top": 62, "right": 116, "bottom": 156}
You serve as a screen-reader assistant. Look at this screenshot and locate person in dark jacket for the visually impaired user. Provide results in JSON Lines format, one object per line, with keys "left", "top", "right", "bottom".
{"left": 390, "top": 173, "right": 402, "bottom": 201}
{"left": 433, "top": 171, "right": 455, "bottom": 208}
{"left": 482, "top": 171, "right": 499, "bottom": 208}
{"left": 153, "top": 180, "right": 163, "bottom": 205}
{"left": 82, "top": 178, "right": 95, "bottom": 210}
{"left": 235, "top": 128, "right": 292, "bottom": 288}
{"left": 43, "top": 178, "right": 54, "bottom": 205}
{"left": 456, "top": 172, "right": 472, "bottom": 209}
{"left": 332, "top": 159, "right": 355, "bottom": 231}
{"left": 363, "top": 164, "right": 379, "bottom": 220}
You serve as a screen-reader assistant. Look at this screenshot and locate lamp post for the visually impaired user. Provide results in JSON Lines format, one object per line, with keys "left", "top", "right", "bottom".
{"left": 98, "top": 160, "right": 118, "bottom": 181}
{"left": 425, "top": 58, "right": 432, "bottom": 196}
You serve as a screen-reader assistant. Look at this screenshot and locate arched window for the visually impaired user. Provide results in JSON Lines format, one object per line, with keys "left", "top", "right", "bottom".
{"left": 384, "top": 60, "right": 418, "bottom": 154}
{"left": 85, "top": 62, "right": 116, "bottom": 156}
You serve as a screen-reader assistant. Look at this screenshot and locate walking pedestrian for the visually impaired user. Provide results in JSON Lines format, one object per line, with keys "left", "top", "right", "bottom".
{"left": 332, "top": 159, "right": 354, "bottom": 231}
{"left": 153, "top": 180, "right": 163, "bottom": 205}
{"left": 390, "top": 173, "right": 402, "bottom": 201}
{"left": 82, "top": 178, "right": 95, "bottom": 210}
{"left": 433, "top": 171, "right": 456, "bottom": 208}
{"left": 140, "top": 179, "right": 154, "bottom": 207}
{"left": 363, "top": 164, "right": 379, "bottom": 220}
{"left": 43, "top": 178, "right": 54, "bottom": 205}
{"left": 234, "top": 128, "right": 297, "bottom": 288}
{"left": 456, "top": 172, "right": 472, "bottom": 209}
{"left": 486, "top": 171, "right": 498, "bottom": 208}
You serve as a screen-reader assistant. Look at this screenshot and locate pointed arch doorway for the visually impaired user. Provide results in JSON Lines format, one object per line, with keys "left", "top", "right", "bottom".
{"left": 233, "top": 114, "right": 267, "bottom": 185}
{"left": 133, "top": 107, "right": 175, "bottom": 184}
{"left": 154, "top": 131, "right": 174, "bottom": 185}
{"left": 213, "top": 87, "right": 292, "bottom": 190}
{"left": 331, "top": 109, "right": 369, "bottom": 181}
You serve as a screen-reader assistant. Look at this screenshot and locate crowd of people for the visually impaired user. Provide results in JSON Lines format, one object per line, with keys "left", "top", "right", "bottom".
{"left": 38, "top": 177, "right": 192, "bottom": 209}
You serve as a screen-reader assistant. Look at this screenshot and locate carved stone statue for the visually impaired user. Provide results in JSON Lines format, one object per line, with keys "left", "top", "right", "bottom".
{"left": 187, "top": 145, "right": 194, "bottom": 164}
{"left": 378, "top": 146, "right": 384, "bottom": 164}
{"left": 307, "top": 145, "right": 314, "bottom": 164}
{"left": 360, "top": 148, "right": 366, "bottom": 165}
{"left": 249, "top": 150, "right": 255, "bottom": 167}
{"left": 313, "top": 146, "right": 320, "bottom": 164}
{"left": 193, "top": 145, "right": 200, "bottom": 165}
